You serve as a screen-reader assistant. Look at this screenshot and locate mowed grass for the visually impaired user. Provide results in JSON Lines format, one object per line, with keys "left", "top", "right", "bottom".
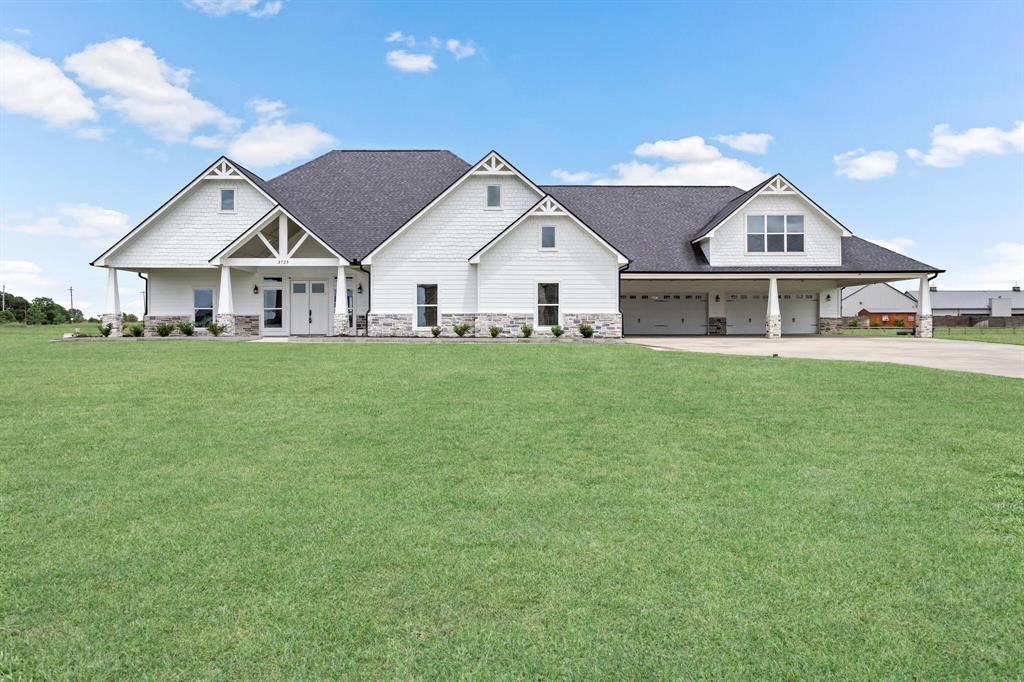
{"left": 841, "top": 326, "right": 1024, "bottom": 345}
{"left": 2, "top": 325, "right": 1022, "bottom": 680}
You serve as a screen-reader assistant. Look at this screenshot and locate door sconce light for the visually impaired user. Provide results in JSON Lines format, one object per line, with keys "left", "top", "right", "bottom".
{"left": 357, "top": 283, "right": 363, "bottom": 294}
{"left": 714, "top": 294, "right": 720, "bottom": 302}
{"left": 826, "top": 293, "right": 832, "bottom": 302}
{"left": 253, "top": 284, "right": 259, "bottom": 295}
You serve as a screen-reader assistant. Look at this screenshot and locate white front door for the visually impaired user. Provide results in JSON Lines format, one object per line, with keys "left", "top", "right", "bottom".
{"left": 289, "top": 280, "right": 328, "bottom": 335}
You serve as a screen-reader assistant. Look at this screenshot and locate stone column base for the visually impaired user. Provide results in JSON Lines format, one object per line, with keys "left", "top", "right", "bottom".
{"left": 101, "top": 313, "right": 122, "bottom": 338}
{"left": 818, "top": 318, "right": 843, "bottom": 335}
{"left": 215, "top": 313, "right": 235, "bottom": 336}
{"left": 917, "top": 315, "right": 933, "bottom": 338}
{"left": 766, "top": 314, "right": 782, "bottom": 338}
{"left": 333, "top": 313, "right": 350, "bottom": 336}
{"left": 707, "top": 317, "right": 726, "bottom": 335}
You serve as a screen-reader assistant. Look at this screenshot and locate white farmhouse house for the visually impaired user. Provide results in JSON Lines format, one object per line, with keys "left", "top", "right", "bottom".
{"left": 92, "top": 150, "right": 941, "bottom": 338}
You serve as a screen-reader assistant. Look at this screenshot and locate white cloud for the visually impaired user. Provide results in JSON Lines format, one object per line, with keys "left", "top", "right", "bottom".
{"left": 551, "top": 169, "right": 600, "bottom": 183}
{"left": 634, "top": 136, "right": 722, "bottom": 162}
{"left": 714, "top": 132, "right": 773, "bottom": 154}
{"left": 6, "top": 28, "right": 32, "bottom": 36}
{"left": 187, "top": 0, "right": 282, "bottom": 17}
{"left": 6, "top": 204, "right": 131, "bottom": 244}
{"left": 446, "top": 39, "right": 477, "bottom": 60}
{"left": 0, "top": 260, "right": 54, "bottom": 294}
{"left": 248, "top": 97, "right": 286, "bottom": 121}
{"left": 608, "top": 158, "right": 767, "bottom": 188}
{"left": 0, "top": 41, "right": 97, "bottom": 128}
{"left": 385, "top": 31, "right": 416, "bottom": 47}
{"left": 228, "top": 119, "right": 335, "bottom": 167}
{"left": 386, "top": 50, "right": 437, "bottom": 73}
{"left": 907, "top": 121, "right": 1024, "bottom": 168}
{"left": 867, "top": 236, "right": 915, "bottom": 254}
{"left": 64, "top": 38, "right": 240, "bottom": 143}
{"left": 939, "top": 242, "right": 1024, "bottom": 290}
{"left": 429, "top": 36, "right": 441, "bottom": 49}
{"left": 833, "top": 148, "right": 899, "bottom": 181}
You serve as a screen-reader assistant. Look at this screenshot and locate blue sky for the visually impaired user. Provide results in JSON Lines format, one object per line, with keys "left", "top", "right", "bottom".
{"left": 1, "top": 0, "right": 1021, "bottom": 316}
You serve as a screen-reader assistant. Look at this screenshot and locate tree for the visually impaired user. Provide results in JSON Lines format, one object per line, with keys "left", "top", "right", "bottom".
{"left": 30, "top": 298, "right": 69, "bottom": 325}
{"left": 0, "top": 292, "right": 29, "bottom": 322}
{"left": 67, "top": 308, "right": 85, "bottom": 323}
{"left": 25, "top": 303, "right": 46, "bottom": 325}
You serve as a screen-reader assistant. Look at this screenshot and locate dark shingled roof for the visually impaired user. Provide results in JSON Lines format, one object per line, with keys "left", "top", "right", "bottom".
{"left": 544, "top": 184, "right": 940, "bottom": 273}
{"left": 261, "top": 150, "right": 470, "bottom": 260}
{"left": 224, "top": 151, "right": 938, "bottom": 274}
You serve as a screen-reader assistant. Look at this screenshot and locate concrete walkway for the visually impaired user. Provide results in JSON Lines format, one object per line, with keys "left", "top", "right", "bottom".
{"left": 626, "top": 336, "right": 1024, "bottom": 379}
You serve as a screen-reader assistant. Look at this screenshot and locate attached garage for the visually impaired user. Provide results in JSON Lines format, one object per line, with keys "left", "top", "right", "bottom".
{"left": 780, "top": 293, "right": 818, "bottom": 334}
{"left": 726, "top": 293, "right": 767, "bottom": 335}
{"left": 622, "top": 293, "right": 707, "bottom": 335}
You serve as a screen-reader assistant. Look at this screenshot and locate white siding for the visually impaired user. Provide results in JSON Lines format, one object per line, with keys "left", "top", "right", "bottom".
{"left": 106, "top": 181, "right": 274, "bottom": 267}
{"left": 708, "top": 194, "right": 842, "bottom": 267}
{"left": 148, "top": 269, "right": 220, "bottom": 316}
{"left": 369, "top": 175, "right": 541, "bottom": 313}
{"left": 478, "top": 216, "right": 619, "bottom": 314}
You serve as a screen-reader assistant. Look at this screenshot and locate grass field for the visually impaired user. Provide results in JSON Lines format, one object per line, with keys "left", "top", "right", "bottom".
{"left": 840, "top": 325, "right": 1024, "bottom": 345}
{"left": 2, "top": 324, "right": 1023, "bottom": 679}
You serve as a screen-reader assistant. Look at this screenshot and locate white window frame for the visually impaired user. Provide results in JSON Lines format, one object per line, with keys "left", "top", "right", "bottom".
{"left": 261, "top": 277, "right": 285, "bottom": 332}
{"left": 535, "top": 281, "right": 560, "bottom": 328}
{"left": 220, "top": 188, "right": 236, "bottom": 213}
{"left": 415, "top": 283, "right": 438, "bottom": 329}
{"left": 539, "top": 224, "right": 557, "bottom": 251}
{"left": 485, "top": 184, "right": 502, "bottom": 210}
{"left": 745, "top": 214, "right": 805, "bottom": 254}
{"left": 193, "top": 287, "right": 215, "bottom": 327}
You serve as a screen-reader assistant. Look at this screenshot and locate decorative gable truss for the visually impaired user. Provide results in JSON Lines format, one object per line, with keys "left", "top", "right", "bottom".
{"left": 692, "top": 173, "right": 852, "bottom": 244}
{"left": 361, "top": 151, "right": 544, "bottom": 264}
{"left": 210, "top": 206, "right": 347, "bottom": 267}
{"left": 469, "top": 195, "right": 629, "bottom": 265}
{"left": 92, "top": 156, "right": 277, "bottom": 267}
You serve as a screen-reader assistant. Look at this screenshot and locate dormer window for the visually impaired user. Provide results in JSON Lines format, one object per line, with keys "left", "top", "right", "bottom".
{"left": 220, "top": 189, "right": 235, "bottom": 212}
{"left": 486, "top": 185, "right": 501, "bottom": 208}
{"left": 747, "top": 214, "right": 803, "bottom": 253}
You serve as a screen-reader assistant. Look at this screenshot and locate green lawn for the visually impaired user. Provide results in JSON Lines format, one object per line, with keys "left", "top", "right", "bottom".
{"left": 2, "top": 325, "right": 1022, "bottom": 680}
{"left": 841, "top": 325, "right": 1024, "bottom": 345}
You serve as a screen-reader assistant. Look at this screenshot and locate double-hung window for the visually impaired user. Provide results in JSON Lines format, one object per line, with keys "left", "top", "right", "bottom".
{"left": 416, "top": 284, "right": 438, "bottom": 327}
{"left": 194, "top": 288, "right": 214, "bottom": 327}
{"left": 537, "top": 283, "right": 559, "bottom": 326}
{"left": 746, "top": 214, "right": 804, "bottom": 253}
{"left": 220, "top": 189, "right": 235, "bottom": 212}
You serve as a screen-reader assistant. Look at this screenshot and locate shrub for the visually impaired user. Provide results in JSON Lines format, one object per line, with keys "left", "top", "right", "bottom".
{"left": 176, "top": 321, "right": 195, "bottom": 336}
{"left": 155, "top": 322, "right": 175, "bottom": 337}
{"left": 453, "top": 323, "right": 472, "bottom": 337}
{"left": 551, "top": 325, "right": 564, "bottom": 337}
{"left": 489, "top": 325, "right": 501, "bottom": 338}
{"left": 894, "top": 318, "right": 906, "bottom": 328}
{"left": 98, "top": 322, "right": 113, "bottom": 337}
{"left": 848, "top": 319, "right": 859, "bottom": 328}
{"left": 520, "top": 323, "right": 533, "bottom": 338}
{"left": 430, "top": 325, "right": 442, "bottom": 337}
{"left": 125, "top": 322, "right": 144, "bottom": 337}
{"left": 207, "top": 322, "right": 226, "bottom": 337}
{"left": 579, "top": 324, "right": 594, "bottom": 338}
{"left": 870, "top": 321, "right": 880, "bottom": 328}
{"left": 123, "top": 313, "right": 139, "bottom": 323}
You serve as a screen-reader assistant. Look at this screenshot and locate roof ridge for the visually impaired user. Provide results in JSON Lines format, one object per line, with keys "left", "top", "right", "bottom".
{"left": 543, "top": 184, "right": 743, "bottom": 189}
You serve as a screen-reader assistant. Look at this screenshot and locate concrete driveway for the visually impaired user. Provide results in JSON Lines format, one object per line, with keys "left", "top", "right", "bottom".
{"left": 626, "top": 336, "right": 1024, "bottom": 379}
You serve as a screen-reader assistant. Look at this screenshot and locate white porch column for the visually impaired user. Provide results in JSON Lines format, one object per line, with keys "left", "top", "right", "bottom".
{"left": 278, "top": 215, "right": 289, "bottom": 257}
{"left": 766, "top": 276, "right": 782, "bottom": 338}
{"left": 917, "top": 275, "right": 933, "bottom": 338}
{"left": 103, "top": 268, "right": 122, "bottom": 337}
{"left": 333, "top": 265, "right": 349, "bottom": 336}
{"left": 216, "top": 265, "right": 235, "bottom": 335}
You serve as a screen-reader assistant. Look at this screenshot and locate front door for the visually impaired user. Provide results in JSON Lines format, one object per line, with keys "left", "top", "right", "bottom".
{"left": 289, "top": 280, "right": 328, "bottom": 335}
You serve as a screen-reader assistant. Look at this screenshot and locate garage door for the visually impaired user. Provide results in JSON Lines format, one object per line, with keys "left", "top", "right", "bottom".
{"left": 726, "top": 293, "right": 767, "bottom": 335}
{"left": 780, "top": 293, "right": 818, "bottom": 334}
{"left": 622, "top": 293, "right": 707, "bottom": 335}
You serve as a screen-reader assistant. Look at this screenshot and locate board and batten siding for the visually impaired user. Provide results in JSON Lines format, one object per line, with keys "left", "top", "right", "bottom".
{"left": 369, "top": 175, "right": 541, "bottom": 314}
{"left": 709, "top": 194, "right": 842, "bottom": 267}
{"left": 477, "top": 216, "right": 620, "bottom": 314}
{"left": 105, "top": 182, "right": 274, "bottom": 268}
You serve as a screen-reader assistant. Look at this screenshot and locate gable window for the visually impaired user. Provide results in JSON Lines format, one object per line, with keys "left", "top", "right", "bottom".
{"left": 194, "top": 288, "right": 214, "bottom": 327}
{"left": 486, "top": 185, "right": 501, "bottom": 208}
{"left": 746, "top": 214, "right": 804, "bottom": 253}
{"left": 416, "top": 284, "right": 437, "bottom": 327}
{"left": 537, "top": 283, "right": 559, "bottom": 326}
{"left": 541, "top": 225, "right": 556, "bottom": 249}
{"left": 220, "top": 189, "right": 235, "bottom": 212}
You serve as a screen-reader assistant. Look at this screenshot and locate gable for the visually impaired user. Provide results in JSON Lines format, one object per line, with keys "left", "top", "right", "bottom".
{"left": 212, "top": 207, "right": 342, "bottom": 264}
{"left": 842, "top": 283, "right": 918, "bottom": 315}
{"left": 94, "top": 157, "right": 276, "bottom": 268}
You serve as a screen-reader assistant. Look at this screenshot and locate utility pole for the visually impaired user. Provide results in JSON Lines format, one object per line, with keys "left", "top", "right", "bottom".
{"left": 69, "top": 286, "right": 74, "bottom": 316}
{"left": 2, "top": 283, "right": 5, "bottom": 312}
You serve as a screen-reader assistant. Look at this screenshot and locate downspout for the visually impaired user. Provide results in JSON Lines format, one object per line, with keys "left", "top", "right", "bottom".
{"left": 137, "top": 272, "right": 149, "bottom": 316}
{"left": 358, "top": 261, "right": 371, "bottom": 336}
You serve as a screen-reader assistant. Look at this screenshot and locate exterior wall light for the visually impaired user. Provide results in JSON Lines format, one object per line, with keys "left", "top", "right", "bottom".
{"left": 253, "top": 284, "right": 259, "bottom": 295}
{"left": 357, "top": 283, "right": 363, "bottom": 294}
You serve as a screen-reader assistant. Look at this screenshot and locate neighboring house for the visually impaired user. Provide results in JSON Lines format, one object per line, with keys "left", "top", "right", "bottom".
{"left": 842, "top": 283, "right": 919, "bottom": 327}
{"left": 906, "top": 287, "right": 1024, "bottom": 318}
{"left": 92, "top": 151, "right": 941, "bottom": 338}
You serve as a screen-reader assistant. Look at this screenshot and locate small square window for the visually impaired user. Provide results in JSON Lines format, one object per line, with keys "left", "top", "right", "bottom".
{"left": 541, "top": 225, "right": 556, "bottom": 249}
{"left": 220, "top": 189, "right": 235, "bottom": 211}
{"left": 311, "top": 283, "right": 325, "bottom": 294}
{"left": 293, "top": 283, "right": 306, "bottom": 294}
{"left": 486, "top": 185, "right": 501, "bottom": 207}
